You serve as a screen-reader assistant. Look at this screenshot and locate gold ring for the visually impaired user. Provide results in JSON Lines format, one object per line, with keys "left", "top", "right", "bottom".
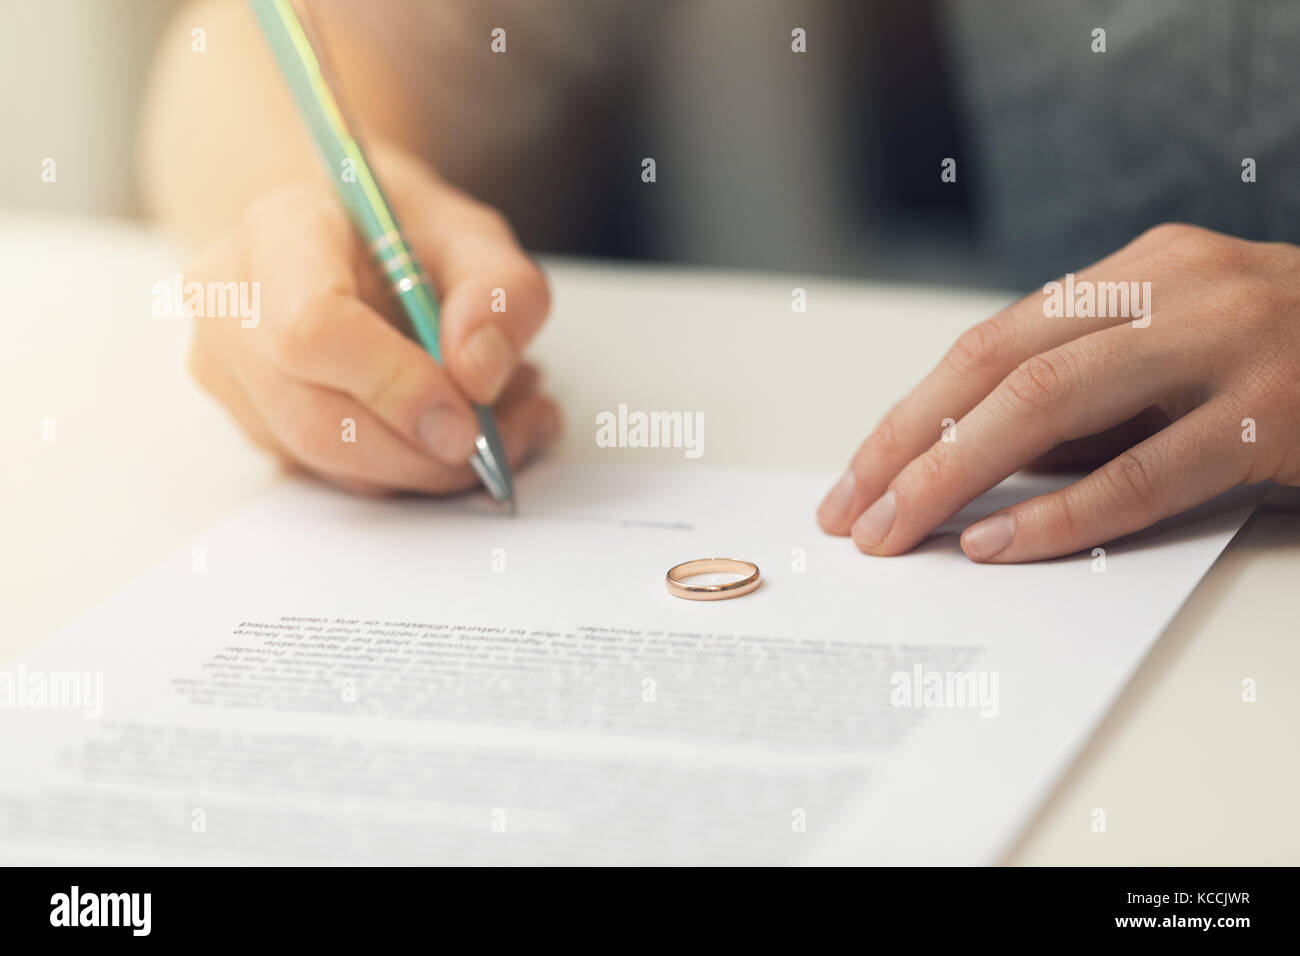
{"left": 666, "top": 558, "right": 761, "bottom": 601}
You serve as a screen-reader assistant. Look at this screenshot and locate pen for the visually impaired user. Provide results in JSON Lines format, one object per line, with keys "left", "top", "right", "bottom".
{"left": 247, "top": 0, "right": 516, "bottom": 512}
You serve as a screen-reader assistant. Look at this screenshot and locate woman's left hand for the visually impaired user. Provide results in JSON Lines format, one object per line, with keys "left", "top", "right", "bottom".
{"left": 817, "top": 223, "right": 1300, "bottom": 562}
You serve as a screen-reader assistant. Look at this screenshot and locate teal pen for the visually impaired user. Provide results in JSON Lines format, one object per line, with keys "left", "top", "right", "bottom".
{"left": 248, "top": 0, "right": 515, "bottom": 512}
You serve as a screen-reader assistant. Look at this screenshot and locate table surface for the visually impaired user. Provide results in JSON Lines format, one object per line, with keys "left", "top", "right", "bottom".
{"left": 3, "top": 215, "right": 1297, "bottom": 864}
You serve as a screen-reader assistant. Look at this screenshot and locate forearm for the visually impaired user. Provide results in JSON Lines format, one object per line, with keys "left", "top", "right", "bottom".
{"left": 137, "top": 0, "right": 431, "bottom": 248}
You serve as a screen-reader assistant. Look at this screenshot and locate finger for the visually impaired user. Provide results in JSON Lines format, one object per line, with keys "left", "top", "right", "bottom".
{"left": 401, "top": 189, "right": 551, "bottom": 405}
{"left": 819, "top": 231, "right": 1174, "bottom": 535}
{"left": 232, "top": 352, "right": 482, "bottom": 494}
{"left": 259, "top": 291, "right": 484, "bottom": 466}
{"left": 309, "top": 385, "right": 558, "bottom": 494}
{"left": 237, "top": 349, "right": 558, "bottom": 494}
{"left": 850, "top": 325, "right": 1198, "bottom": 555}
{"left": 496, "top": 362, "right": 541, "bottom": 409}
{"left": 1026, "top": 406, "right": 1175, "bottom": 472}
{"left": 243, "top": 195, "right": 481, "bottom": 466}
{"left": 960, "top": 400, "right": 1246, "bottom": 563}
{"left": 188, "top": 330, "right": 282, "bottom": 456}
{"left": 493, "top": 388, "right": 563, "bottom": 469}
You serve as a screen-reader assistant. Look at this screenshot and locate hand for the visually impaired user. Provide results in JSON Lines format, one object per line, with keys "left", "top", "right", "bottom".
{"left": 817, "top": 223, "right": 1300, "bottom": 562}
{"left": 187, "top": 145, "right": 560, "bottom": 494}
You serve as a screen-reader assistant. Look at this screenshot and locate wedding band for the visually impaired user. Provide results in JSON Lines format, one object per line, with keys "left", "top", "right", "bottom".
{"left": 666, "top": 558, "right": 761, "bottom": 601}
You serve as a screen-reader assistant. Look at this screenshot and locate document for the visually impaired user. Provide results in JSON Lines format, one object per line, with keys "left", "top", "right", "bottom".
{"left": 0, "top": 463, "right": 1256, "bottom": 864}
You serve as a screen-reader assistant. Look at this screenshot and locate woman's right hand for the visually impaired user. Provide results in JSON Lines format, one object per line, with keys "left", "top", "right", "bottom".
{"left": 186, "top": 147, "right": 561, "bottom": 494}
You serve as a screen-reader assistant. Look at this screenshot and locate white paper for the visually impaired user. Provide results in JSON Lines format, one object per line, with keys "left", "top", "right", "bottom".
{"left": 0, "top": 463, "right": 1256, "bottom": 865}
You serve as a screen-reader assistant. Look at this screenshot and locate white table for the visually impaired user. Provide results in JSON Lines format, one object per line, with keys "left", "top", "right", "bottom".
{"left": 3, "top": 216, "right": 1297, "bottom": 864}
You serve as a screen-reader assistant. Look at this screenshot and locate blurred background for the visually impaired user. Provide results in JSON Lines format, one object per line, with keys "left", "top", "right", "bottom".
{"left": 0, "top": 0, "right": 177, "bottom": 218}
{"left": 3, "top": 1, "right": 1298, "bottom": 290}
{"left": 0, "top": 0, "right": 986, "bottom": 283}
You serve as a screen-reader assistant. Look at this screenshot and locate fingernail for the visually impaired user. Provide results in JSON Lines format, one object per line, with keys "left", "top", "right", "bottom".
{"left": 461, "top": 325, "right": 515, "bottom": 400}
{"left": 417, "top": 404, "right": 477, "bottom": 464}
{"left": 818, "top": 471, "right": 856, "bottom": 528}
{"left": 963, "top": 513, "right": 1016, "bottom": 560}
{"left": 852, "top": 489, "right": 896, "bottom": 549}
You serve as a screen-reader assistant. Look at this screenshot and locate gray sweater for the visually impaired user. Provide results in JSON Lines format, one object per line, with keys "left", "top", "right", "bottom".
{"left": 319, "top": 0, "right": 1300, "bottom": 286}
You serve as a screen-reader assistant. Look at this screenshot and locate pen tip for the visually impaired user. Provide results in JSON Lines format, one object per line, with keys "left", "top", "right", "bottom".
{"left": 507, "top": 497, "right": 517, "bottom": 517}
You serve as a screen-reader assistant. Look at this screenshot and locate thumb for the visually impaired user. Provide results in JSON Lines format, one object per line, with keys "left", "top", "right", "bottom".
{"left": 391, "top": 165, "right": 552, "bottom": 405}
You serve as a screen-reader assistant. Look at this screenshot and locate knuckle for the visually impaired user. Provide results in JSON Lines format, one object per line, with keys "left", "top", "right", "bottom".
{"left": 1234, "top": 359, "right": 1290, "bottom": 419}
{"left": 947, "top": 319, "right": 1011, "bottom": 376}
{"left": 1142, "top": 221, "right": 1201, "bottom": 246}
{"left": 857, "top": 415, "right": 906, "bottom": 470}
{"left": 1106, "top": 450, "right": 1162, "bottom": 512}
{"left": 267, "top": 293, "right": 335, "bottom": 371}
{"left": 913, "top": 446, "right": 950, "bottom": 487}
{"left": 362, "top": 356, "right": 416, "bottom": 413}
{"left": 1204, "top": 235, "right": 1250, "bottom": 273}
{"left": 1152, "top": 223, "right": 1238, "bottom": 271}
{"left": 1048, "top": 491, "right": 1084, "bottom": 544}
{"left": 1001, "top": 352, "right": 1075, "bottom": 415}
